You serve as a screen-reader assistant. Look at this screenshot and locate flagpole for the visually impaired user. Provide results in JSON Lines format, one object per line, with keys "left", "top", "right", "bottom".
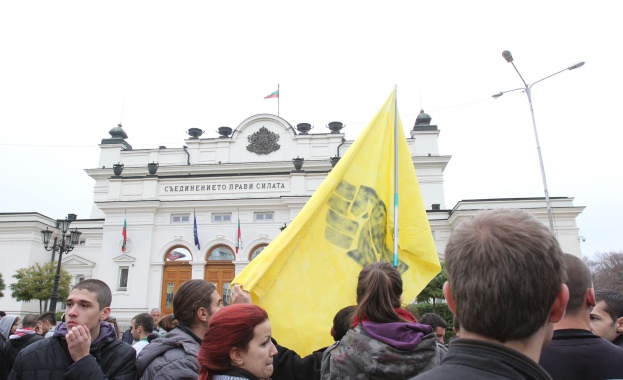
{"left": 393, "top": 85, "right": 399, "bottom": 268}
{"left": 236, "top": 208, "right": 241, "bottom": 255}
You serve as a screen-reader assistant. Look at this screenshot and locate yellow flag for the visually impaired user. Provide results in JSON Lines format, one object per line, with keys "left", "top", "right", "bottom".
{"left": 233, "top": 90, "right": 441, "bottom": 355}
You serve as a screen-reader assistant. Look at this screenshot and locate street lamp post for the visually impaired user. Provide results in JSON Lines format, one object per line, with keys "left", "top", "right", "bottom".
{"left": 492, "top": 50, "right": 585, "bottom": 232}
{"left": 41, "top": 216, "right": 82, "bottom": 312}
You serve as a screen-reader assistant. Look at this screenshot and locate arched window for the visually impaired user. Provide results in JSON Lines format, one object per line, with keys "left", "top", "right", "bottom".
{"left": 165, "top": 246, "right": 192, "bottom": 262}
{"left": 207, "top": 245, "right": 235, "bottom": 261}
{"left": 249, "top": 243, "right": 268, "bottom": 261}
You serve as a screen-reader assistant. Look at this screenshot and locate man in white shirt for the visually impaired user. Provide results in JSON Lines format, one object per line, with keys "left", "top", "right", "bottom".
{"left": 131, "top": 313, "right": 154, "bottom": 357}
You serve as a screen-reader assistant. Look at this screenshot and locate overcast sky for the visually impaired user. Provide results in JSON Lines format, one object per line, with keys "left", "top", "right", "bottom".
{"left": 1, "top": 0, "right": 620, "bottom": 257}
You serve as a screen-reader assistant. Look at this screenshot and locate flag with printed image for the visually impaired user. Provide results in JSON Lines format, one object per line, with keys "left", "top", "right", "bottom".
{"left": 193, "top": 211, "right": 201, "bottom": 250}
{"left": 233, "top": 90, "right": 441, "bottom": 355}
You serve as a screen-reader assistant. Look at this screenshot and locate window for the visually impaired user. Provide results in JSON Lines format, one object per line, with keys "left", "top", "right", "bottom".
{"left": 208, "top": 245, "right": 235, "bottom": 261}
{"left": 212, "top": 213, "right": 232, "bottom": 223}
{"left": 223, "top": 283, "right": 232, "bottom": 306}
{"left": 165, "top": 283, "right": 174, "bottom": 308}
{"left": 171, "top": 214, "right": 190, "bottom": 223}
{"left": 249, "top": 244, "right": 268, "bottom": 261}
{"left": 254, "top": 212, "right": 274, "bottom": 221}
{"left": 208, "top": 246, "right": 235, "bottom": 261}
{"left": 165, "top": 247, "right": 192, "bottom": 261}
{"left": 76, "top": 276, "right": 85, "bottom": 284}
{"left": 118, "top": 267, "right": 129, "bottom": 291}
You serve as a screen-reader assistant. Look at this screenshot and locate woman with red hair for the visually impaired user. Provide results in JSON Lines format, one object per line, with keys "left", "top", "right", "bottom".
{"left": 198, "top": 304, "right": 278, "bottom": 380}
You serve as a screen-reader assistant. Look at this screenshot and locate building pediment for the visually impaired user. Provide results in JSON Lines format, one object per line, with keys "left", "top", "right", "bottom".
{"left": 62, "top": 254, "right": 96, "bottom": 268}
{"left": 112, "top": 253, "right": 137, "bottom": 263}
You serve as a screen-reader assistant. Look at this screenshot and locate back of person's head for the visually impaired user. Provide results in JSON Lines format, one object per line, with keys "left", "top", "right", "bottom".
{"left": 0, "top": 311, "right": 5, "bottom": 318}
{"left": 595, "top": 290, "right": 623, "bottom": 322}
{"left": 133, "top": 312, "right": 154, "bottom": 333}
{"left": 38, "top": 311, "right": 57, "bottom": 326}
{"left": 356, "top": 262, "right": 405, "bottom": 323}
{"left": 160, "top": 279, "right": 216, "bottom": 331}
{"left": 445, "top": 209, "right": 565, "bottom": 343}
{"left": 198, "top": 304, "right": 269, "bottom": 378}
{"left": 105, "top": 316, "right": 120, "bottom": 338}
{"left": 419, "top": 313, "right": 448, "bottom": 330}
{"left": 21, "top": 314, "right": 38, "bottom": 329}
{"left": 72, "top": 279, "right": 112, "bottom": 310}
{"left": 563, "top": 253, "right": 594, "bottom": 316}
{"left": 147, "top": 332, "right": 160, "bottom": 343}
{"left": 331, "top": 305, "right": 356, "bottom": 341}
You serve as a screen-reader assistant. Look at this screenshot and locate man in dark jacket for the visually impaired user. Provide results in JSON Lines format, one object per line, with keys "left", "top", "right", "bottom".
{"left": 539, "top": 254, "right": 623, "bottom": 379}
{"left": 8, "top": 279, "right": 136, "bottom": 380}
{"left": 2, "top": 314, "right": 43, "bottom": 375}
{"left": 590, "top": 289, "right": 623, "bottom": 347}
{"left": 415, "top": 209, "right": 569, "bottom": 380}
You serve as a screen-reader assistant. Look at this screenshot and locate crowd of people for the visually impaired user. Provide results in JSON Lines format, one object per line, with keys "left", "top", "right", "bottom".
{"left": 1, "top": 208, "right": 623, "bottom": 379}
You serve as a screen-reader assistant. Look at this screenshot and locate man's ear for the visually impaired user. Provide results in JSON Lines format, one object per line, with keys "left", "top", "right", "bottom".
{"left": 197, "top": 307, "right": 210, "bottom": 323}
{"left": 615, "top": 317, "right": 623, "bottom": 335}
{"left": 100, "top": 307, "right": 111, "bottom": 321}
{"left": 443, "top": 282, "right": 456, "bottom": 315}
{"left": 587, "top": 288, "right": 596, "bottom": 307}
{"left": 548, "top": 284, "right": 569, "bottom": 323}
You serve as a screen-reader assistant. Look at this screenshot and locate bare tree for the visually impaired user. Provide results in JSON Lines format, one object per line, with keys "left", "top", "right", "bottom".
{"left": 587, "top": 251, "right": 623, "bottom": 293}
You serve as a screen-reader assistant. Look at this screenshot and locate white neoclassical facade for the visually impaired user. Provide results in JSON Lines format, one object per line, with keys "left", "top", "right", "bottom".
{"left": 0, "top": 111, "right": 584, "bottom": 322}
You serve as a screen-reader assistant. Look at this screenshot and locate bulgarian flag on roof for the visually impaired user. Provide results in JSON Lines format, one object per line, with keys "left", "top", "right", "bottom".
{"left": 264, "top": 89, "right": 279, "bottom": 99}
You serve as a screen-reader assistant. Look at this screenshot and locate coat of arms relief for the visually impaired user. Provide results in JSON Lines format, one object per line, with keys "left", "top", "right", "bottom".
{"left": 246, "top": 126, "right": 280, "bottom": 155}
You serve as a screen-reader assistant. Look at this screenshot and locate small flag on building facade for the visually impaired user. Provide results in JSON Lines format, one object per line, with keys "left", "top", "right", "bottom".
{"left": 121, "top": 217, "right": 127, "bottom": 252}
{"left": 194, "top": 211, "right": 201, "bottom": 250}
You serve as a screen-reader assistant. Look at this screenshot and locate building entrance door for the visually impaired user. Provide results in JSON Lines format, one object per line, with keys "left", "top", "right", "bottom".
{"left": 160, "top": 262, "right": 192, "bottom": 316}
{"left": 204, "top": 262, "right": 235, "bottom": 306}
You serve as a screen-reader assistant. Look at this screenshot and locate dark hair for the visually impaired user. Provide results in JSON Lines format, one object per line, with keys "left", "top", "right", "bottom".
{"left": 564, "top": 253, "right": 593, "bottom": 315}
{"left": 0, "top": 311, "right": 5, "bottom": 318}
{"left": 38, "top": 312, "right": 57, "bottom": 326}
{"left": 419, "top": 313, "right": 448, "bottom": 330}
{"left": 356, "top": 262, "right": 405, "bottom": 323}
{"left": 160, "top": 280, "right": 217, "bottom": 331}
{"left": 595, "top": 290, "right": 623, "bottom": 323}
{"left": 331, "top": 305, "right": 356, "bottom": 341}
{"left": 21, "top": 314, "right": 39, "bottom": 329}
{"left": 198, "top": 304, "right": 269, "bottom": 380}
{"left": 147, "top": 333, "right": 160, "bottom": 343}
{"left": 445, "top": 209, "right": 565, "bottom": 342}
{"left": 72, "top": 279, "right": 112, "bottom": 310}
{"left": 133, "top": 312, "right": 154, "bottom": 333}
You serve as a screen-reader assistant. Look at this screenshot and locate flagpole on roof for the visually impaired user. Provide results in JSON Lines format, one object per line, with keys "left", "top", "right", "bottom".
{"left": 393, "top": 85, "right": 399, "bottom": 268}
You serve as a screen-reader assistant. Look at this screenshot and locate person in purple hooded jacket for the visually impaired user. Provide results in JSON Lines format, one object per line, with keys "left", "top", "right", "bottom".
{"left": 8, "top": 279, "right": 136, "bottom": 380}
{"left": 320, "top": 262, "right": 442, "bottom": 380}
